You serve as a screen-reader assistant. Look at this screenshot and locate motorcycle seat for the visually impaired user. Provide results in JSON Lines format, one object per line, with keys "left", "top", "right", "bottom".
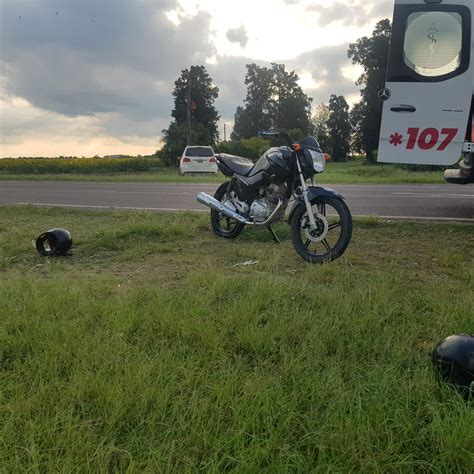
{"left": 217, "top": 153, "right": 254, "bottom": 177}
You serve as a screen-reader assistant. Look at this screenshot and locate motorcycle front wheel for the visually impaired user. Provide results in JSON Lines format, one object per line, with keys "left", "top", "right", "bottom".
{"left": 291, "top": 196, "right": 352, "bottom": 264}
{"left": 210, "top": 181, "right": 246, "bottom": 239}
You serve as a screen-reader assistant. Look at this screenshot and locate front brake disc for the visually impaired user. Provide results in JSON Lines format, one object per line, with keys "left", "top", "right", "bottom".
{"left": 303, "top": 213, "right": 329, "bottom": 243}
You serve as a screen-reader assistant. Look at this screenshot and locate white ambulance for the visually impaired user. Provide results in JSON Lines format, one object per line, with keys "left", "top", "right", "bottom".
{"left": 378, "top": 0, "right": 473, "bottom": 184}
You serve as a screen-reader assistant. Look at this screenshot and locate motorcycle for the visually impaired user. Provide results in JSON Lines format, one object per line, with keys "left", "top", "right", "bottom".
{"left": 196, "top": 131, "right": 352, "bottom": 263}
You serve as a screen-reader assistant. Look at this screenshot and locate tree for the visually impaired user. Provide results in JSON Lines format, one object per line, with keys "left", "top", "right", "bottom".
{"left": 216, "top": 137, "right": 270, "bottom": 162}
{"left": 230, "top": 106, "right": 255, "bottom": 142}
{"left": 232, "top": 63, "right": 312, "bottom": 140}
{"left": 311, "top": 103, "right": 331, "bottom": 152}
{"left": 287, "top": 128, "right": 306, "bottom": 141}
{"left": 161, "top": 65, "right": 220, "bottom": 166}
{"left": 349, "top": 101, "right": 365, "bottom": 155}
{"left": 271, "top": 63, "right": 312, "bottom": 134}
{"left": 171, "top": 65, "right": 220, "bottom": 141}
{"left": 348, "top": 19, "right": 391, "bottom": 162}
{"left": 232, "top": 64, "right": 274, "bottom": 140}
{"left": 160, "top": 122, "right": 212, "bottom": 166}
{"left": 327, "top": 95, "right": 351, "bottom": 162}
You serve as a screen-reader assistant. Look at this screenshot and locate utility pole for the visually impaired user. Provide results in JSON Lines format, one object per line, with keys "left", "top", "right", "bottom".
{"left": 224, "top": 123, "right": 227, "bottom": 142}
{"left": 186, "top": 80, "right": 191, "bottom": 146}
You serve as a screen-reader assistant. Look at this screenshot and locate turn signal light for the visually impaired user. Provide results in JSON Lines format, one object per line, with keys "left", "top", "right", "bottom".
{"left": 182, "top": 157, "right": 191, "bottom": 163}
{"left": 209, "top": 157, "right": 217, "bottom": 163}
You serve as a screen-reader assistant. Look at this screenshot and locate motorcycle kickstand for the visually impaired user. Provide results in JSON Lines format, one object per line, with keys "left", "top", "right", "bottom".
{"left": 267, "top": 225, "right": 281, "bottom": 244}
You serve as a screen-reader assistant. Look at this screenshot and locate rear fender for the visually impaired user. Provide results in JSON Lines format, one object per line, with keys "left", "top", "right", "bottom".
{"left": 288, "top": 186, "right": 344, "bottom": 224}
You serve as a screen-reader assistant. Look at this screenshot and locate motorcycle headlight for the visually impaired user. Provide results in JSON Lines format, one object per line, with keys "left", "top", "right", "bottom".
{"left": 309, "top": 149, "right": 325, "bottom": 173}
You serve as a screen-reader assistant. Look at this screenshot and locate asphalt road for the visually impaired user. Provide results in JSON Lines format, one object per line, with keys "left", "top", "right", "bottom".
{"left": 0, "top": 181, "right": 473, "bottom": 222}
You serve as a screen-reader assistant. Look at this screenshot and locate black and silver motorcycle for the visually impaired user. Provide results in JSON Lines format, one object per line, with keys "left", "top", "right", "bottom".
{"left": 197, "top": 131, "right": 352, "bottom": 263}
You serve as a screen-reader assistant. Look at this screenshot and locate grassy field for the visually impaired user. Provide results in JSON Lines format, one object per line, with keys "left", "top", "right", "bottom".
{"left": 1, "top": 206, "right": 473, "bottom": 472}
{"left": 0, "top": 160, "right": 446, "bottom": 184}
{"left": 0, "top": 157, "right": 162, "bottom": 175}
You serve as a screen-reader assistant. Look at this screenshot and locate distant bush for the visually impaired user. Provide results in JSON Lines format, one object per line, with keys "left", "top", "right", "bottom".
{"left": 0, "top": 156, "right": 163, "bottom": 174}
{"left": 216, "top": 137, "right": 270, "bottom": 162}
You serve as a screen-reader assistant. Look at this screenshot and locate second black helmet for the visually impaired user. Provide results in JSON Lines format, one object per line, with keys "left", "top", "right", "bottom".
{"left": 432, "top": 334, "right": 474, "bottom": 399}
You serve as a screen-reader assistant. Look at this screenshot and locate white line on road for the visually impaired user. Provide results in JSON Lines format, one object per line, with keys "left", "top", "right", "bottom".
{"left": 393, "top": 192, "right": 474, "bottom": 198}
{"left": 13, "top": 202, "right": 474, "bottom": 222}
{"left": 100, "top": 191, "right": 197, "bottom": 196}
{"left": 4, "top": 186, "right": 473, "bottom": 199}
{"left": 6, "top": 188, "right": 468, "bottom": 200}
{"left": 363, "top": 215, "right": 473, "bottom": 222}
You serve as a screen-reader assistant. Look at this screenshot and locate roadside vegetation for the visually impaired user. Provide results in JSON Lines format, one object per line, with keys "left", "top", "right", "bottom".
{"left": 157, "top": 20, "right": 392, "bottom": 168}
{"left": 0, "top": 21, "right": 449, "bottom": 187}
{"left": 0, "top": 156, "right": 162, "bottom": 175}
{"left": 1, "top": 205, "right": 472, "bottom": 471}
{"left": 0, "top": 159, "right": 445, "bottom": 184}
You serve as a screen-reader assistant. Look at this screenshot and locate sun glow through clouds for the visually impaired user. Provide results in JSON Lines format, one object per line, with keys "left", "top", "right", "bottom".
{"left": 1, "top": 0, "right": 393, "bottom": 157}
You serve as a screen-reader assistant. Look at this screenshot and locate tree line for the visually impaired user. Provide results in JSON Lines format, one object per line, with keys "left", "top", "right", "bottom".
{"left": 160, "top": 20, "right": 391, "bottom": 165}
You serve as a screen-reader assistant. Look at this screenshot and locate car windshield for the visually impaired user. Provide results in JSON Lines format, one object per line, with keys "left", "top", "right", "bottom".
{"left": 185, "top": 147, "right": 214, "bottom": 157}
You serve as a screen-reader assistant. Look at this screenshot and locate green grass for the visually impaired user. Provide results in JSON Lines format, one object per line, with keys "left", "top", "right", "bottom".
{"left": 0, "top": 160, "right": 446, "bottom": 184}
{"left": 1, "top": 206, "right": 473, "bottom": 471}
{"left": 321, "top": 161, "right": 445, "bottom": 184}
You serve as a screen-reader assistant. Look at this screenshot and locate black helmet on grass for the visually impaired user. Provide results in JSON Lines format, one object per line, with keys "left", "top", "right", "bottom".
{"left": 432, "top": 334, "right": 474, "bottom": 399}
{"left": 35, "top": 228, "right": 72, "bottom": 256}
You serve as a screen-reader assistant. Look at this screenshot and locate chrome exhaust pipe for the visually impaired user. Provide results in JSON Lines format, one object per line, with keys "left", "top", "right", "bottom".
{"left": 196, "top": 192, "right": 248, "bottom": 224}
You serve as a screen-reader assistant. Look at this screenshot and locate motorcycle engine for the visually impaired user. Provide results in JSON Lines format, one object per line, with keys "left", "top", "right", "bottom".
{"left": 250, "top": 183, "right": 288, "bottom": 222}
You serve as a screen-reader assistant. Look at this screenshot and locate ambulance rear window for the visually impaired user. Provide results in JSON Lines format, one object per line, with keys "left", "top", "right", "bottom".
{"left": 403, "top": 11, "right": 462, "bottom": 78}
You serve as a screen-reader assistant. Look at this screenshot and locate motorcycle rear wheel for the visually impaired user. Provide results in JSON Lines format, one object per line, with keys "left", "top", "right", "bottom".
{"left": 291, "top": 196, "right": 352, "bottom": 264}
{"left": 210, "top": 182, "right": 246, "bottom": 239}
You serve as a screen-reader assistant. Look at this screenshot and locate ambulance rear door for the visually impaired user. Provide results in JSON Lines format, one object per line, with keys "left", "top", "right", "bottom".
{"left": 378, "top": 0, "right": 472, "bottom": 165}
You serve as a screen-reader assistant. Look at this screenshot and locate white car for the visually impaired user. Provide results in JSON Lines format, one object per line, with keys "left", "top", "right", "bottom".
{"left": 179, "top": 146, "right": 218, "bottom": 175}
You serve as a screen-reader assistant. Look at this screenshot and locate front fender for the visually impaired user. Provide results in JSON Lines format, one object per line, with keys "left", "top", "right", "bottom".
{"left": 288, "top": 186, "right": 344, "bottom": 224}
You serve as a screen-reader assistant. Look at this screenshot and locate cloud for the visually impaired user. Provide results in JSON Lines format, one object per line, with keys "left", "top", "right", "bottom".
{"left": 367, "top": 2, "right": 394, "bottom": 22}
{"left": 0, "top": 0, "right": 392, "bottom": 155}
{"left": 288, "top": 43, "right": 361, "bottom": 105}
{"left": 306, "top": 1, "right": 392, "bottom": 27}
{"left": 226, "top": 26, "right": 249, "bottom": 49}
{"left": 208, "top": 41, "right": 360, "bottom": 128}
{"left": 307, "top": 2, "right": 369, "bottom": 27}
{"left": 0, "top": 0, "right": 215, "bottom": 140}
{"left": 0, "top": 95, "right": 159, "bottom": 157}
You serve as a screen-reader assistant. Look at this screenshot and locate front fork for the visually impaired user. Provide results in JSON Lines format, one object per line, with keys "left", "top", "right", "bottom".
{"left": 296, "top": 156, "right": 317, "bottom": 230}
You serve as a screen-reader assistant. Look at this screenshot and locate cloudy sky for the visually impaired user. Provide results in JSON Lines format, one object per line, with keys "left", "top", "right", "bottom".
{"left": 0, "top": 0, "right": 393, "bottom": 157}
